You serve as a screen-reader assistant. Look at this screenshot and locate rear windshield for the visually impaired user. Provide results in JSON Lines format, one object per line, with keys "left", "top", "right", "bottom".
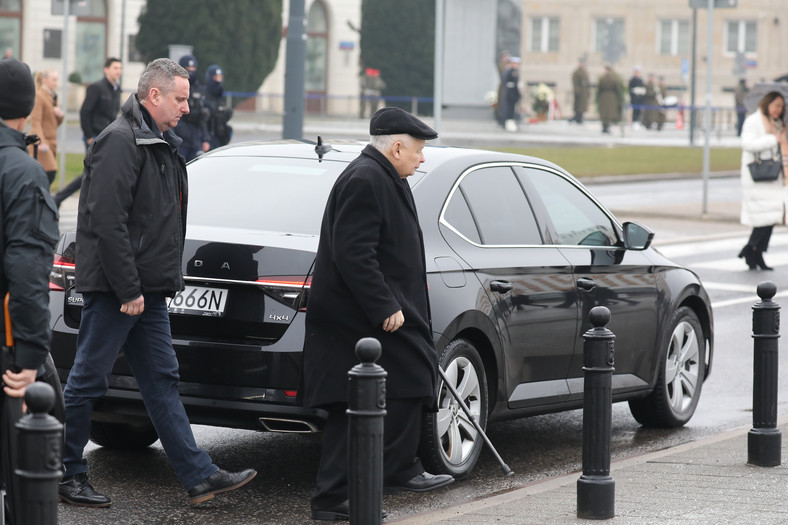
{"left": 187, "top": 156, "right": 348, "bottom": 235}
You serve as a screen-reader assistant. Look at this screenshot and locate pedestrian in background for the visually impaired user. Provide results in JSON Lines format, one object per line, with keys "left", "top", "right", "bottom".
{"left": 28, "top": 69, "right": 64, "bottom": 185}
{"left": 0, "top": 58, "right": 59, "bottom": 524}
{"left": 53, "top": 57, "right": 121, "bottom": 207}
{"left": 173, "top": 54, "right": 210, "bottom": 161}
{"left": 303, "top": 107, "right": 454, "bottom": 521}
{"left": 58, "top": 58, "right": 256, "bottom": 508}
{"left": 204, "top": 64, "right": 233, "bottom": 149}
{"left": 500, "top": 56, "right": 522, "bottom": 132}
{"left": 628, "top": 65, "right": 646, "bottom": 129}
{"left": 641, "top": 73, "right": 666, "bottom": 131}
{"left": 570, "top": 57, "right": 590, "bottom": 124}
{"left": 359, "top": 67, "right": 386, "bottom": 119}
{"left": 735, "top": 78, "right": 749, "bottom": 137}
{"left": 597, "top": 64, "right": 622, "bottom": 134}
{"left": 737, "top": 91, "right": 788, "bottom": 271}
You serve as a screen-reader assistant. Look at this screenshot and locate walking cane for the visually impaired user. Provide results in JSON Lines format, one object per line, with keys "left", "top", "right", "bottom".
{"left": 438, "top": 367, "right": 513, "bottom": 476}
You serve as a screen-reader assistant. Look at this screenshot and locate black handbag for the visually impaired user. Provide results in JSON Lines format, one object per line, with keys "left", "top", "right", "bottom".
{"left": 748, "top": 149, "right": 783, "bottom": 182}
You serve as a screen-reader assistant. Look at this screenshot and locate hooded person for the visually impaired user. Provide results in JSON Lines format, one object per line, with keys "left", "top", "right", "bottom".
{"left": 302, "top": 107, "right": 454, "bottom": 521}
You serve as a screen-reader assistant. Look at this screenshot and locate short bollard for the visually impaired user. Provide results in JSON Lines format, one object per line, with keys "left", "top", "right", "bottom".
{"left": 577, "top": 306, "right": 615, "bottom": 520}
{"left": 748, "top": 281, "right": 781, "bottom": 467}
{"left": 14, "top": 381, "right": 63, "bottom": 525}
{"left": 347, "top": 337, "right": 387, "bottom": 525}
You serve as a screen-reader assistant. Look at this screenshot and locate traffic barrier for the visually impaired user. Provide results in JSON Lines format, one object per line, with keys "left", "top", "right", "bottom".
{"left": 577, "top": 306, "right": 615, "bottom": 520}
{"left": 347, "top": 337, "right": 387, "bottom": 524}
{"left": 14, "top": 381, "right": 62, "bottom": 525}
{"left": 748, "top": 281, "right": 781, "bottom": 467}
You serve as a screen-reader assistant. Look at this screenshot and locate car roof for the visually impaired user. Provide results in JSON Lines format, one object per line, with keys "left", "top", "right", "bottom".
{"left": 199, "top": 139, "right": 568, "bottom": 177}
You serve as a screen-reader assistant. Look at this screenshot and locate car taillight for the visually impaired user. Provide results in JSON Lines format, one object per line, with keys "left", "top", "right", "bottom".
{"left": 256, "top": 276, "right": 312, "bottom": 311}
{"left": 49, "top": 254, "right": 76, "bottom": 291}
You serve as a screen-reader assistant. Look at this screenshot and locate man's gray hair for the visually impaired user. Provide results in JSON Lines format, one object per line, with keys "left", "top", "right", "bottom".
{"left": 137, "top": 58, "right": 189, "bottom": 103}
{"left": 369, "top": 133, "right": 411, "bottom": 153}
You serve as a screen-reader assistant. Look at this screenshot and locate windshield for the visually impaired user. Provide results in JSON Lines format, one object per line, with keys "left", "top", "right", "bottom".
{"left": 187, "top": 156, "right": 349, "bottom": 235}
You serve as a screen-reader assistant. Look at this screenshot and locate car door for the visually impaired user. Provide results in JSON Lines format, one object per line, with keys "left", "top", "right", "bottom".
{"left": 515, "top": 166, "right": 659, "bottom": 399}
{"left": 439, "top": 164, "right": 579, "bottom": 409}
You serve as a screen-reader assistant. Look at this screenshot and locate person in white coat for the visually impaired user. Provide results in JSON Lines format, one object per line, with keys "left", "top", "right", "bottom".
{"left": 738, "top": 91, "right": 788, "bottom": 270}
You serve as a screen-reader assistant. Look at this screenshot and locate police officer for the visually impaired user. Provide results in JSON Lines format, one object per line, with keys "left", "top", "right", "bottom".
{"left": 0, "top": 58, "right": 59, "bottom": 523}
{"left": 173, "top": 54, "right": 209, "bottom": 161}
{"left": 204, "top": 64, "right": 233, "bottom": 149}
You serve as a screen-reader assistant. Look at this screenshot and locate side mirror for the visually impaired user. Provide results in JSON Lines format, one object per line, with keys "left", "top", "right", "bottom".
{"left": 622, "top": 222, "right": 654, "bottom": 250}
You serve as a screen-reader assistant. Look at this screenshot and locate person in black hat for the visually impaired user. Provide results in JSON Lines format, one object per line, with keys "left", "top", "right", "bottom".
{"left": 173, "top": 54, "right": 210, "bottom": 161}
{"left": 0, "top": 58, "right": 59, "bottom": 523}
{"left": 302, "top": 107, "right": 454, "bottom": 521}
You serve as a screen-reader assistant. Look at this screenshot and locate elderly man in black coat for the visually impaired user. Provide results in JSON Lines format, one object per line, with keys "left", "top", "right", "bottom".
{"left": 303, "top": 107, "right": 454, "bottom": 521}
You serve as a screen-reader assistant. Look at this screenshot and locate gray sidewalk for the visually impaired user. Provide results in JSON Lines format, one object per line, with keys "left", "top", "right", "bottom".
{"left": 391, "top": 420, "right": 788, "bottom": 524}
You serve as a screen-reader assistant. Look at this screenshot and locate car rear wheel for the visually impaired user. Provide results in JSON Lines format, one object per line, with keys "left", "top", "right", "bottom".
{"left": 90, "top": 420, "right": 159, "bottom": 450}
{"left": 629, "top": 306, "right": 705, "bottom": 427}
{"left": 419, "top": 338, "right": 488, "bottom": 479}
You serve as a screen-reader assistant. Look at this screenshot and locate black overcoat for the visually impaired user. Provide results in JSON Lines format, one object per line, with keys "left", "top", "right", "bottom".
{"left": 301, "top": 145, "right": 437, "bottom": 408}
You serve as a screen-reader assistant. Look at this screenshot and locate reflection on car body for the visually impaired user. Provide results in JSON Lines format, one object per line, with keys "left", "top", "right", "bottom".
{"left": 49, "top": 140, "right": 714, "bottom": 478}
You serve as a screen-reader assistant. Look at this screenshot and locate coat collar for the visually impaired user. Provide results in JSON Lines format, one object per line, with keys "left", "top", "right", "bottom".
{"left": 360, "top": 143, "right": 419, "bottom": 217}
{"left": 122, "top": 94, "right": 182, "bottom": 152}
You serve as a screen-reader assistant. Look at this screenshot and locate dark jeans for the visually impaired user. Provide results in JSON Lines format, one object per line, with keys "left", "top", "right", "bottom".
{"left": 311, "top": 398, "right": 425, "bottom": 509}
{"left": 62, "top": 292, "right": 216, "bottom": 490}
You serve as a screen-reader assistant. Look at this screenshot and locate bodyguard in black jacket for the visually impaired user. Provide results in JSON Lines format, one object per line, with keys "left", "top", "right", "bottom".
{"left": 79, "top": 57, "right": 121, "bottom": 147}
{"left": 303, "top": 107, "right": 453, "bottom": 521}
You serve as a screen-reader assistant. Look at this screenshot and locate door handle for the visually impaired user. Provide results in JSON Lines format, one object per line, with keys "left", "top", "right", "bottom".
{"left": 576, "top": 277, "right": 596, "bottom": 291}
{"left": 490, "top": 280, "right": 513, "bottom": 293}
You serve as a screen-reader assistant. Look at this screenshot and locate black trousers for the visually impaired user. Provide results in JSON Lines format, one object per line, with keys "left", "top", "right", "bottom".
{"left": 747, "top": 225, "right": 774, "bottom": 253}
{"left": 311, "top": 398, "right": 426, "bottom": 509}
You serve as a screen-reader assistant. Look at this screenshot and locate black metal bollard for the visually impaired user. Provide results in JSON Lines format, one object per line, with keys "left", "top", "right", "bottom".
{"left": 347, "top": 337, "right": 387, "bottom": 525}
{"left": 14, "top": 381, "right": 63, "bottom": 525}
{"left": 577, "top": 306, "right": 615, "bottom": 520}
{"left": 748, "top": 281, "right": 781, "bottom": 467}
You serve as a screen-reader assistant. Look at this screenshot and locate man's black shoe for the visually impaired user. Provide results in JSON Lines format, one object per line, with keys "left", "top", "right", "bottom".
{"left": 384, "top": 471, "right": 455, "bottom": 494}
{"left": 187, "top": 468, "right": 257, "bottom": 505}
{"left": 58, "top": 473, "right": 111, "bottom": 508}
{"left": 311, "top": 499, "right": 387, "bottom": 521}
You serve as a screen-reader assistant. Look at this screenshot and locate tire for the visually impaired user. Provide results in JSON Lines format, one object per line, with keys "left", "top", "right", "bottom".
{"left": 629, "top": 306, "right": 705, "bottom": 428}
{"left": 90, "top": 419, "right": 159, "bottom": 450}
{"left": 419, "top": 338, "right": 488, "bottom": 479}
{"left": 38, "top": 352, "right": 65, "bottom": 424}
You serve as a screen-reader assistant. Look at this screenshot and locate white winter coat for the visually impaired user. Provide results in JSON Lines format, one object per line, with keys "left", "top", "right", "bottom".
{"left": 740, "top": 110, "right": 788, "bottom": 227}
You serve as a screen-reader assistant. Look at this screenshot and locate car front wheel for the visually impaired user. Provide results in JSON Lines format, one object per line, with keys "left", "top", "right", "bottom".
{"left": 419, "top": 338, "right": 488, "bottom": 479}
{"left": 629, "top": 306, "right": 705, "bottom": 427}
{"left": 90, "top": 419, "right": 159, "bottom": 450}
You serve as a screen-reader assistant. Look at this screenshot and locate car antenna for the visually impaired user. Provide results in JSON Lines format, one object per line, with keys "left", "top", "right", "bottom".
{"left": 315, "top": 136, "right": 332, "bottom": 162}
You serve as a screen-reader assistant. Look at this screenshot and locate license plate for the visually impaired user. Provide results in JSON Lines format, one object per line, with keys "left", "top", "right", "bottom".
{"left": 168, "top": 285, "right": 228, "bottom": 317}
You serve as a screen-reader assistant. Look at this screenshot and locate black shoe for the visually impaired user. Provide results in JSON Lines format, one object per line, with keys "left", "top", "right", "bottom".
{"left": 187, "top": 468, "right": 257, "bottom": 505}
{"left": 755, "top": 252, "right": 774, "bottom": 271}
{"left": 384, "top": 471, "right": 455, "bottom": 494}
{"left": 58, "top": 473, "right": 111, "bottom": 508}
{"left": 311, "top": 499, "right": 387, "bottom": 521}
{"left": 738, "top": 247, "right": 758, "bottom": 270}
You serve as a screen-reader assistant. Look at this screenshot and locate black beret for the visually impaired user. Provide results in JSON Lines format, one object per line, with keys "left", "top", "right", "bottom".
{"left": 0, "top": 59, "right": 35, "bottom": 120}
{"left": 369, "top": 107, "right": 438, "bottom": 140}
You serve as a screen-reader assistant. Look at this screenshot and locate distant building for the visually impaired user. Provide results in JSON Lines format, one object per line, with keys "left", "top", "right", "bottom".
{"left": 6, "top": 0, "right": 782, "bottom": 118}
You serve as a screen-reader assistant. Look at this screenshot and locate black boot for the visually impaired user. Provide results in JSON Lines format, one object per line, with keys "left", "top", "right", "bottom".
{"left": 737, "top": 246, "right": 758, "bottom": 270}
{"left": 755, "top": 251, "right": 773, "bottom": 271}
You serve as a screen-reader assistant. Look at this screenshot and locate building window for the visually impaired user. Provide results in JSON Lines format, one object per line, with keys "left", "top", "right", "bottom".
{"left": 305, "top": 0, "right": 328, "bottom": 113}
{"left": 726, "top": 20, "right": 757, "bottom": 54}
{"left": 529, "top": 17, "right": 559, "bottom": 53}
{"left": 43, "top": 28, "right": 62, "bottom": 59}
{"left": 75, "top": 0, "right": 108, "bottom": 83}
{"left": 0, "top": 0, "right": 22, "bottom": 59}
{"left": 658, "top": 19, "right": 689, "bottom": 56}
{"left": 127, "top": 34, "right": 144, "bottom": 63}
{"left": 594, "top": 18, "right": 626, "bottom": 63}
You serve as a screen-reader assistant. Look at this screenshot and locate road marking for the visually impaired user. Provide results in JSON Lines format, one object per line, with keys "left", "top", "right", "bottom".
{"left": 701, "top": 281, "right": 760, "bottom": 293}
{"left": 712, "top": 290, "right": 788, "bottom": 309}
{"left": 656, "top": 232, "right": 788, "bottom": 259}
{"left": 692, "top": 250, "right": 788, "bottom": 271}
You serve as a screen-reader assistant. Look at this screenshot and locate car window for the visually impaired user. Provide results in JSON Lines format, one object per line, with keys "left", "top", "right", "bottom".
{"left": 444, "top": 166, "right": 542, "bottom": 245}
{"left": 187, "top": 157, "right": 347, "bottom": 235}
{"left": 519, "top": 167, "right": 617, "bottom": 247}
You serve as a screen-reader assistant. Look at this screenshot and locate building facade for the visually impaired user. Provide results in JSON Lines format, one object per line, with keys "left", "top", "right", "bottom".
{"left": 4, "top": 0, "right": 786, "bottom": 119}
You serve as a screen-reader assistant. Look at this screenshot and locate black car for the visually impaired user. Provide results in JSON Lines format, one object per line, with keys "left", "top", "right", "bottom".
{"left": 49, "top": 140, "right": 713, "bottom": 478}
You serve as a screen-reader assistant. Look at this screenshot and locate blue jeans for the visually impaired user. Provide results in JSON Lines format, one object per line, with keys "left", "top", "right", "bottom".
{"left": 62, "top": 292, "right": 217, "bottom": 490}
